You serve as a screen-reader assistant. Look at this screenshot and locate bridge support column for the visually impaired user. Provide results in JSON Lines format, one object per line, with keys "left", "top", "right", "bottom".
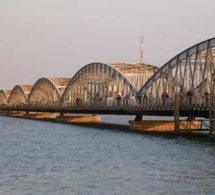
{"left": 174, "top": 95, "right": 180, "bottom": 134}
{"left": 129, "top": 120, "right": 175, "bottom": 132}
{"left": 135, "top": 114, "right": 142, "bottom": 121}
{"left": 24, "top": 112, "right": 57, "bottom": 119}
{"left": 209, "top": 93, "right": 215, "bottom": 137}
{"left": 56, "top": 114, "right": 101, "bottom": 123}
{"left": 187, "top": 116, "right": 195, "bottom": 121}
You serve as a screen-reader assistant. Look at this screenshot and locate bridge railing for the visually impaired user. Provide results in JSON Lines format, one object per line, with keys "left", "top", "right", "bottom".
{"left": 0, "top": 95, "right": 212, "bottom": 110}
{"left": 60, "top": 96, "right": 208, "bottom": 108}
{"left": 177, "top": 95, "right": 209, "bottom": 107}
{"left": 61, "top": 98, "right": 174, "bottom": 108}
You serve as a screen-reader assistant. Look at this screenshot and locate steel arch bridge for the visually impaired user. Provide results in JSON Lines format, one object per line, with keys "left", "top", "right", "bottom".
{"left": 1, "top": 37, "right": 215, "bottom": 135}
{"left": 139, "top": 37, "right": 215, "bottom": 99}
{"left": 0, "top": 90, "right": 11, "bottom": 104}
{"left": 28, "top": 78, "right": 70, "bottom": 104}
{"left": 8, "top": 85, "right": 32, "bottom": 105}
{"left": 61, "top": 62, "right": 158, "bottom": 105}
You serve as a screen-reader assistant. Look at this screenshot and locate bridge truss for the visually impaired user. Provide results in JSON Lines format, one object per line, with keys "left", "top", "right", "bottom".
{"left": 8, "top": 85, "right": 32, "bottom": 105}
{"left": 0, "top": 90, "right": 11, "bottom": 104}
{"left": 140, "top": 38, "right": 215, "bottom": 99}
{"left": 28, "top": 78, "right": 70, "bottom": 104}
{"left": 0, "top": 38, "right": 215, "bottom": 136}
{"left": 62, "top": 62, "right": 157, "bottom": 105}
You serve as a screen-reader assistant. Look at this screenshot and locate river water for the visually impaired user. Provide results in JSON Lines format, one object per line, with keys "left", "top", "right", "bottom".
{"left": 0, "top": 115, "right": 215, "bottom": 195}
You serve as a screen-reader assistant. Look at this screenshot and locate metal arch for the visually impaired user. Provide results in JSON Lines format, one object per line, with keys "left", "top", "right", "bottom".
{"left": 61, "top": 62, "right": 138, "bottom": 100}
{"left": 28, "top": 78, "right": 61, "bottom": 102}
{"left": 139, "top": 37, "right": 215, "bottom": 94}
{"left": 105, "top": 63, "right": 139, "bottom": 89}
{"left": 0, "top": 90, "right": 9, "bottom": 104}
{"left": 8, "top": 85, "right": 28, "bottom": 104}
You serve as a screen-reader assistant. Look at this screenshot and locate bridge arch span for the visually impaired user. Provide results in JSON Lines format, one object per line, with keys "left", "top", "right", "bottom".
{"left": 28, "top": 78, "right": 70, "bottom": 104}
{"left": 139, "top": 37, "right": 215, "bottom": 99}
{"left": 61, "top": 62, "right": 158, "bottom": 105}
{"left": 0, "top": 90, "right": 11, "bottom": 104}
{"left": 9, "top": 85, "right": 32, "bottom": 105}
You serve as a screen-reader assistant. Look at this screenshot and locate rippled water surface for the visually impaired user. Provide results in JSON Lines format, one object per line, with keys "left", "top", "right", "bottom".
{"left": 0, "top": 116, "right": 215, "bottom": 195}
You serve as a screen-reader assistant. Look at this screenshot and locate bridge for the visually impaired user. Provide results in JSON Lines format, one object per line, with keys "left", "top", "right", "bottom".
{"left": 1, "top": 38, "right": 215, "bottom": 136}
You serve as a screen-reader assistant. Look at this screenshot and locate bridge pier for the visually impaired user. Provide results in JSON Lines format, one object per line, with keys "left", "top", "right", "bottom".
{"left": 174, "top": 95, "right": 179, "bottom": 134}
{"left": 1, "top": 111, "right": 26, "bottom": 117}
{"left": 24, "top": 112, "right": 57, "bottom": 119}
{"left": 209, "top": 93, "right": 215, "bottom": 137}
{"left": 129, "top": 120, "right": 175, "bottom": 132}
{"left": 129, "top": 120, "right": 204, "bottom": 133}
{"left": 56, "top": 114, "right": 101, "bottom": 123}
{"left": 135, "top": 114, "right": 142, "bottom": 122}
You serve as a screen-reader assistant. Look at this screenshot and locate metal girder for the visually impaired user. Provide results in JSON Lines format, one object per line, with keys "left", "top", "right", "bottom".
{"left": 0, "top": 90, "right": 9, "bottom": 104}
{"left": 8, "top": 85, "right": 32, "bottom": 104}
{"left": 61, "top": 62, "right": 142, "bottom": 102}
{"left": 28, "top": 78, "right": 70, "bottom": 103}
{"left": 139, "top": 37, "right": 215, "bottom": 96}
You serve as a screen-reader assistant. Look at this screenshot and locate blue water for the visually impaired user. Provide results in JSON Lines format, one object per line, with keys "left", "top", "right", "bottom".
{"left": 0, "top": 116, "right": 215, "bottom": 195}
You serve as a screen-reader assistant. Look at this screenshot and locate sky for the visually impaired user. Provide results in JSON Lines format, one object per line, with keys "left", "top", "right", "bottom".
{"left": 0, "top": 0, "right": 215, "bottom": 89}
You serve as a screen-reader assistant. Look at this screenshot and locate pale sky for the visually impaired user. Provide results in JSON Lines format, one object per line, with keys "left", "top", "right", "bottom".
{"left": 0, "top": 0, "right": 215, "bottom": 89}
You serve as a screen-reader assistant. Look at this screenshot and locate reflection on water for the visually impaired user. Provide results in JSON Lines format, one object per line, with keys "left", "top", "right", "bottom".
{"left": 0, "top": 116, "right": 215, "bottom": 195}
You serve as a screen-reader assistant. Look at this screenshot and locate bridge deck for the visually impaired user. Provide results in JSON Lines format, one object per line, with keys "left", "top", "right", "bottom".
{"left": 0, "top": 104, "right": 210, "bottom": 118}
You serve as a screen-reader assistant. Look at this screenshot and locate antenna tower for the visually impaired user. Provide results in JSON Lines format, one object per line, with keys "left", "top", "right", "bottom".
{"left": 140, "top": 35, "right": 144, "bottom": 63}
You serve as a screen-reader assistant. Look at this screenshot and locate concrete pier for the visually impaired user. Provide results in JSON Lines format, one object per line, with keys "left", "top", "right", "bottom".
{"left": 129, "top": 120, "right": 202, "bottom": 132}
{"left": 0, "top": 111, "right": 26, "bottom": 117}
{"left": 56, "top": 115, "right": 101, "bottom": 123}
{"left": 0, "top": 112, "right": 101, "bottom": 124}
{"left": 0, "top": 111, "right": 57, "bottom": 120}
{"left": 24, "top": 113, "right": 57, "bottom": 119}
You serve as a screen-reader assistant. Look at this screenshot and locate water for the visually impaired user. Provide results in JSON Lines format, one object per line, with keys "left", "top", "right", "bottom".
{"left": 0, "top": 116, "right": 215, "bottom": 195}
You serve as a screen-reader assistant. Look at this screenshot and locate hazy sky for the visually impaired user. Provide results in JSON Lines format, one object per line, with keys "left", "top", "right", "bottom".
{"left": 0, "top": 0, "right": 215, "bottom": 89}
